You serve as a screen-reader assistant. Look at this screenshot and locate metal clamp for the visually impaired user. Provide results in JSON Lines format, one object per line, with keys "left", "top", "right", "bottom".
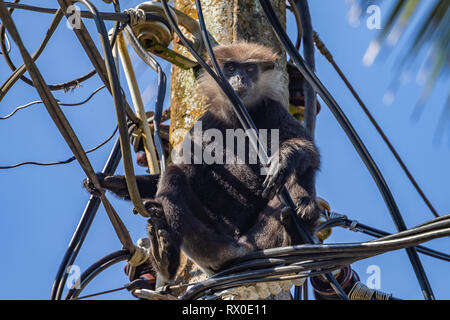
{"left": 128, "top": 1, "right": 210, "bottom": 69}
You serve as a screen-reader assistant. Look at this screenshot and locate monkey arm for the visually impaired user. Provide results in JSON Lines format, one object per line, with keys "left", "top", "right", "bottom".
{"left": 262, "top": 137, "right": 319, "bottom": 200}
{"left": 84, "top": 173, "right": 160, "bottom": 200}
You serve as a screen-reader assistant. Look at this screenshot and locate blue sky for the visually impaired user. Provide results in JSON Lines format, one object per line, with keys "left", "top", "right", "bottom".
{"left": 0, "top": 0, "right": 448, "bottom": 300}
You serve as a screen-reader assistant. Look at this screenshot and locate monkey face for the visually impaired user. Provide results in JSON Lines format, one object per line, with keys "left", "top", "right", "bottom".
{"left": 198, "top": 42, "right": 285, "bottom": 110}
{"left": 223, "top": 61, "right": 260, "bottom": 99}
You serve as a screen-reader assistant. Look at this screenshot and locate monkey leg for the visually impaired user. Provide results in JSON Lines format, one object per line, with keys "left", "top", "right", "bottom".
{"left": 239, "top": 198, "right": 297, "bottom": 249}
{"left": 242, "top": 198, "right": 314, "bottom": 249}
{"left": 155, "top": 166, "right": 254, "bottom": 276}
{"left": 84, "top": 173, "right": 160, "bottom": 200}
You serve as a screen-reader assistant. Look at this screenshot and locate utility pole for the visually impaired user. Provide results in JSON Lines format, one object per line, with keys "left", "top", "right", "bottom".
{"left": 168, "top": 0, "right": 292, "bottom": 299}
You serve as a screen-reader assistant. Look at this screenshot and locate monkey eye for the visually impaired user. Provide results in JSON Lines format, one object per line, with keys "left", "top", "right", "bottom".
{"left": 246, "top": 64, "right": 257, "bottom": 73}
{"left": 224, "top": 62, "right": 236, "bottom": 72}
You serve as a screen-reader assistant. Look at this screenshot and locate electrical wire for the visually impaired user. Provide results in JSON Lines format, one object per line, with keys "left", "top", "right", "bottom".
{"left": 257, "top": 0, "right": 435, "bottom": 300}
{"left": 74, "top": 285, "right": 127, "bottom": 300}
{"left": 293, "top": 0, "right": 317, "bottom": 138}
{"left": 181, "top": 216, "right": 450, "bottom": 299}
{"left": 0, "top": 126, "right": 118, "bottom": 169}
{"left": 50, "top": 138, "right": 122, "bottom": 300}
{"left": 286, "top": 0, "right": 302, "bottom": 51}
{"left": 1, "top": 0, "right": 137, "bottom": 262}
{"left": 123, "top": 24, "right": 167, "bottom": 173}
{"left": 0, "top": 23, "right": 9, "bottom": 53}
{"left": 0, "top": 85, "right": 106, "bottom": 120}
{"left": 0, "top": 1, "right": 97, "bottom": 95}
{"left": 0, "top": 83, "right": 115, "bottom": 170}
{"left": 312, "top": 31, "right": 440, "bottom": 219}
{"left": 65, "top": 249, "right": 131, "bottom": 300}
{"left": 315, "top": 215, "right": 450, "bottom": 262}
{"left": 2, "top": 2, "right": 172, "bottom": 25}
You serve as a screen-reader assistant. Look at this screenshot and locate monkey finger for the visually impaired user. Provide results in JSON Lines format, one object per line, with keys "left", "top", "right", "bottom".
{"left": 147, "top": 221, "right": 162, "bottom": 262}
{"left": 262, "top": 169, "right": 282, "bottom": 197}
{"left": 266, "top": 165, "right": 288, "bottom": 194}
{"left": 157, "top": 229, "right": 170, "bottom": 246}
{"left": 262, "top": 173, "right": 272, "bottom": 189}
{"left": 83, "top": 177, "right": 102, "bottom": 197}
{"left": 262, "top": 163, "right": 278, "bottom": 188}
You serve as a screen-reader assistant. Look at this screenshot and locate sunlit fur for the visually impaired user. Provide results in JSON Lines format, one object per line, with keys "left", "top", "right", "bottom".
{"left": 197, "top": 42, "right": 288, "bottom": 109}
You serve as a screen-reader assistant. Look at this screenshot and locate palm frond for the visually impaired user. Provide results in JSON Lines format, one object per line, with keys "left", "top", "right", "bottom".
{"left": 348, "top": 0, "right": 450, "bottom": 138}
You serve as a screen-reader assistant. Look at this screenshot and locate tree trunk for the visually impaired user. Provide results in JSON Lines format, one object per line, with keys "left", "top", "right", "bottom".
{"left": 169, "top": 0, "right": 288, "bottom": 146}
{"left": 168, "top": 0, "right": 292, "bottom": 300}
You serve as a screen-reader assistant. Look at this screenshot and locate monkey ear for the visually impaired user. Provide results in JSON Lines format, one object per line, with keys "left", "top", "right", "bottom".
{"left": 260, "top": 61, "right": 275, "bottom": 71}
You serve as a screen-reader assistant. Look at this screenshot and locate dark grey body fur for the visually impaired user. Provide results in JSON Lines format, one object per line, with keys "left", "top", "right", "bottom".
{"left": 86, "top": 96, "right": 320, "bottom": 280}
{"left": 85, "top": 42, "right": 320, "bottom": 280}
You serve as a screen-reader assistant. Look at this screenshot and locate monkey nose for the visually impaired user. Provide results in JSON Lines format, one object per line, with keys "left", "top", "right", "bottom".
{"left": 230, "top": 79, "right": 249, "bottom": 94}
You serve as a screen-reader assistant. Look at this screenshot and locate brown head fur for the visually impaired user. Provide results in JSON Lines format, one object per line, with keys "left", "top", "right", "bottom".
{"left": 197, "top": 42, "right": 288, "bottom": 109}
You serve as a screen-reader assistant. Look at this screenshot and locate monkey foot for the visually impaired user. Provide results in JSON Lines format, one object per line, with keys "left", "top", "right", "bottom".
{"left": 296, "top": 197, "right": 320, "bottom": 224}
{"left": 145, "top": 201, "right": 180, "bottom": 281}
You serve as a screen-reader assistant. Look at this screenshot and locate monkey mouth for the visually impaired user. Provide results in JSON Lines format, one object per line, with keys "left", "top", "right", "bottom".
{"left": 231, "top": 85, "right": 249, "bottom": 96}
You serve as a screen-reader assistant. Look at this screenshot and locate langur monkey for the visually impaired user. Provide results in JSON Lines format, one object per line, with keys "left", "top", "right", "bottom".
{"left": 85, "top": 42, "right": 320, "bottom": 281}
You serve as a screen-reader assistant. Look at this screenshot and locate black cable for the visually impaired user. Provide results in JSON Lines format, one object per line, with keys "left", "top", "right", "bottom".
{"left": 350, "top": 221, "right": 450, "bottom": 262}
{"left": 50, "top": 138, "right": 122, "bottom": 300}
{"left": 202, "top": 225, "right": 450, "bottom": 289}
{"left": 0, "top": 2, "right": 97, "bottom": 93}
{"left": 182, "top": 261, "right": 350, "bottom": 300}
{"left": 315, "top": 215, "right": 450, "bottom": 262}
{"left": 2, "top": 2, "right": 172, "bottom": 26}
{"left": 0, "top": 21, "right": 9, "bottom": 53}
{"left": 51, "top": 0, "right": 132, "bottom": 300}
{"left": 0, "top": 126, "right": 118, "bottom": 169}
{"left": 258, "top": 0, "right": 435, "bottom": 300}
{"left": 294, "top": 0, "right": 317, "bottom": 138}
{"left": 65, "top": 249, "right": 131, "bottom": 300}
{"left": 0, "top": 85, "right": 106, "bottom": 120}
{"left": 50, "top": 139, "right": 121, "bottom": 300}
{"left": 226, "top": 215, "right": 450, "bottom": 263}
{"left": 315, "top": 217, "right": 348, "bottom": 233}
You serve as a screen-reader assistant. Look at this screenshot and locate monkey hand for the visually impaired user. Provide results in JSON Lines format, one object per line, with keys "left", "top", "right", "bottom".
{"left": 145, "top": 200, "right": 180, "bottom": 282}
{"left": 83, "top": 173, "right": 129, "bottom": 198}
{"left": 261, "top": 151, "right": 295, "bottom": 200}
{"left": 83, "top": 173, "right": 107, "bottom": 197}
